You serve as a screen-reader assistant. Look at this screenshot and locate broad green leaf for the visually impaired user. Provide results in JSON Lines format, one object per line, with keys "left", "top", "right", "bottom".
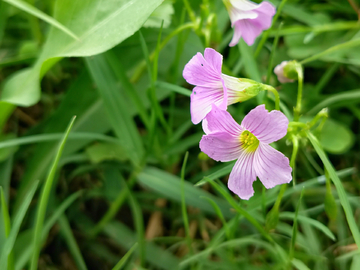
{"left": 85, "top": 54, "right": 144, "bottom": 166}
{"left": 143, "top": 0, "right": 174, "bottom": 28}
{"left": 3, "top": 0, "right": 77, "bottom": 40}
{"left": 137, "top": 167, "right": 233, "bottom": 218}
{"left": 238, "top": 40, "right": 261, "bottom": 82}
{"left": 291, "top": 258, "right": 311, "bottom": 270}
{"left": 2, "top": 0, "right": 163, "bottom": 106}
{"left": 350, "top": 254, "right": 360, "bottom": 270}
{"left": 319, "top": 119, "right": 355, "bottom": 154}
{"left": 13, "top": 71, "right": 110, "bottom": 211}
{"left": 307, "top": 89, "right": 360, "bottom": 115}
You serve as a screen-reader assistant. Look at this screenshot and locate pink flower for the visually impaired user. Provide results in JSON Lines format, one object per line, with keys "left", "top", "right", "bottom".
{"left": 200, "top": 104, "right": 292, "bottom": 200}
{"left": 224, "top": 0, "right": 276, "bottom": 46}
{"left": 183, "top": 48, "right": 262, "bottom": 124}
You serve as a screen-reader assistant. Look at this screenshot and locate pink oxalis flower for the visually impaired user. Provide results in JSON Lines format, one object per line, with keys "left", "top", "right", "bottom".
{"left": 200, "top": 104, "right": 292, "bottom": 200}
{"left": 223, "top": 0, "right": 276, "bottom": 46}
{"left": 274, "top": 61, "right": 295, "bottom": 83}
{"left": 183, "top": 48, "right": 262, "bottom": 124}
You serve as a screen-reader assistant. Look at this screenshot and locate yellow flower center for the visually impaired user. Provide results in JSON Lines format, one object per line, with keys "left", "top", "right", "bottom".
{"left": 239, "top": 130, "right": 259, "bottom": 153}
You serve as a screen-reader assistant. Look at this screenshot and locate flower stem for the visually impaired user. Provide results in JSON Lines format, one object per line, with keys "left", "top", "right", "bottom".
{"left": 263, "top": 85, "right": 280, "bottom": 111}
{"left": 290, "top": 136, "right": 299, "bottom": 186}
{"left": 183, "top": 0, "right": 197, "bottom": 23}
{"left": 293, "top": 63, "right": 304, "bottom": 121}
{"left": 254, "top": 0, "right": 288, "bottom": 58}
{"left": 130, "top": 22, "right": 195, "bottom": 83}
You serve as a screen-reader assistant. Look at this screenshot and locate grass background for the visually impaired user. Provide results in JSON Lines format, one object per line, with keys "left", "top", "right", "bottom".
{"left": 0, "top": 0, "right": 360, "bottom": 269}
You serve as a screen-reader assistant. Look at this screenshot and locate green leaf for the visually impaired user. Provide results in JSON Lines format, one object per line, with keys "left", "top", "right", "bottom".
{"left": 319, "top": 119, "right": 355, "bottom": 154}
{"left": 307, "top": 89, "right": 360, "bottom": 115}
{"left": 2, "top": 0, "right": 163, "bottom": 106}
{"left": 306, "top": 131, "right": 360, "bottom": 249}
{"left": 143, "top": 0, "right": 174, "bottom": 28}
{"left": 137, "top": 167, "right": 233, "bottom": 218}
{"left": 3, "top": 0, "right": 78, "bottom": 40}
{"left": 291, "top": 258, "right": 311, "bottom": 270}
{"left": 238, "top": 40, "right": 261, "bottom": 82}
{"left": 85, "top": 142, "right": 128, "bottom": 164}
{"left": 85, "top": 54, "right": 144, "bottom": 166}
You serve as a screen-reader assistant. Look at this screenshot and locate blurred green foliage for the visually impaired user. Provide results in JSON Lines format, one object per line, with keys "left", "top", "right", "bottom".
{"left": 0, "top": 0, "right": 359, "bottom": 269}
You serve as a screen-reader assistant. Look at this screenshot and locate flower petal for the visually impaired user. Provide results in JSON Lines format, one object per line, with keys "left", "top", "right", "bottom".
{"left": 241, "top": 105, "right": 289, "bottom": 144}
{"left": 236, "top": 19, "right": 263, "bottom": 46}
{"left": 228, "top": 9, "right": 258, "bottom": 25}
{"left": 183, "top": 48, "right": 223, "bottom": 87}
{"left": 229, "top": 0, "right": 258, "bottom": 11}
{"left": 200, "top": 132, "right": 242, "bottom": 162}
{"left": 201, "top": 104, "right": 243, "bottom": 136}
{"left": 228, "top": 151, "right": 256, "bottom": 200}
{"left": 253, "top": 1, "right": 276, "bottom": 30}
{"left": 190, "top": 86, "right": 224, "bottom": 124}
{"left": 254, "top": 143, "right": 292, "bottom": 189}
{"left": 222, "top": 74, "right": 258, "bottom": 104}
{"left": 229, "top": 23, "right": 243, "bottom": 47}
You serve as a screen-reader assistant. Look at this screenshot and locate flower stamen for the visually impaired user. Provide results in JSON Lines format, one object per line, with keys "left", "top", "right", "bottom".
{"left": 240, "top": 130, "right": 259, "bottom": 152}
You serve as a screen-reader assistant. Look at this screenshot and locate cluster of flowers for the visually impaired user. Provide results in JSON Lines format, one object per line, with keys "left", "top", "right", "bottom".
{"left": 182, "top": 0, "right": 293, "bottom": 200}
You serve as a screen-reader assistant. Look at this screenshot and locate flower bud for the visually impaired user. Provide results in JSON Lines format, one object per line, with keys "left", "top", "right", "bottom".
{"left": 274, "top": 60, "right": 300, "bottom": 83}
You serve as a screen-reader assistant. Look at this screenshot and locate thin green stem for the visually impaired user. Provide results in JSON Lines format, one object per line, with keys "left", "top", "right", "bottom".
{"left": 290, "top": 136, "right": 299, "bottom": 186}
{"left": 131, "top": 23, "right": 195, "bottom": 83}
{"left": 266, "top": 22, "right": 283, "bottom": 85}
{"left": 182, "top": 0, "right": 197, "bottom": 23}
{"left": 254, "top": 0, "right": 288, "bottom": 58}
{"left": 308, "top": 108, "right": 328, "bottom": 130}
{"left": 90, "top": 172, "right": 138, "bottom": 237}
{"left": 293, "top": 64, "right": 304, "bottom": 121}
{"left": 263, "top": 85, "right": 280, "bottom": 110}
{"left": 180, "top": 152, "right": 193, "bottom": 254}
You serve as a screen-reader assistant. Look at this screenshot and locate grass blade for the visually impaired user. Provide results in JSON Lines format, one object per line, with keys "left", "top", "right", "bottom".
{"left": 280, "top": 212, "right": 336, "bottom": 241}
{"left": 58, "top": 215, "right": 87, "bottom": 270}
{"left": 0, "top": 180, "right": 39, "bottom": 269}
{"left": 0, "top": 187, "right": 13, "bottom": 270}
{"left": 306, "top": 131, "right": 360, "bottom": 248}
{"left": 307, "top": 89, "right": 360, "bottom": 115}
{"left": 14, "top": 191, "right": 82, "bottom": 270}
{"left": 180, "top": 152, "right": 192, "bottom": 254}
{"left": 30, "top": 116, "right": 76, "bottom": 270}
{"left": 300, "top": 38, "right": 360, "bottom": 64}
{"left": 112, "top": 243, "right": 138, "bottom": 270}
{"left": 207, "top": 178, "right": 273, "bottom": 243}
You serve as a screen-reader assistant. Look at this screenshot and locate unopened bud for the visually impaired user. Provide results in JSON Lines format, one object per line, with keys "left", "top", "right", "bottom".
{"left": 274, "top": 60, "right": 300, "bottom": 83}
